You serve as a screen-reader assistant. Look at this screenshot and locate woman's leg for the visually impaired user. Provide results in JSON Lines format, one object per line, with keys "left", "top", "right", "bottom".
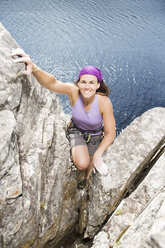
{"left": 85, "top": 156, "right": 94, "bottom": 180}
{"left": 72, "top": 145, "right": 91, "bottom": 189}
{"left": 71, "top": 145, "right": 90, "bottom": 171}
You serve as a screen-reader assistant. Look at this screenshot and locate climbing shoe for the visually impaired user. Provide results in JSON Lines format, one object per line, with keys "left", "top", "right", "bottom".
{"left": 77, "top": 179, "right": 87, "bottom": 189}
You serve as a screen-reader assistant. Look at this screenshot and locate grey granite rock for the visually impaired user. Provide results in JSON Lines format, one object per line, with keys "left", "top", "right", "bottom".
{"left": 113, "top": 190, "right": 165, "bottom": 248}
{"left": 146, "top": 198, "right": 165, "bottom": 248}
{"left": 91, "top": 153, "right": 165, "bottom": 248}
{"left": 85, "top": 107, "right": 165, "bottom": 238}
{"left": 0, "top": 22, "right": 82, "bottom": 248}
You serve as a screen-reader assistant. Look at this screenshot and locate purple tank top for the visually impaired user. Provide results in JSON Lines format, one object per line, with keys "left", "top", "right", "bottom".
{"left": 71, "top": 94, "right": 103, "bottom": 135}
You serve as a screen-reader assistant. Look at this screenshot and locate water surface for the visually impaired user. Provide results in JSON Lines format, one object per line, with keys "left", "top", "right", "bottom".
{"left": 1, "top": 0, "right": 165, "bottom": 134}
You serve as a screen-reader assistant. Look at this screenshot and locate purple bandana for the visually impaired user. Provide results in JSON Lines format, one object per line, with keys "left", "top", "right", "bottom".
{"left": 78, "top": 66, "right": 103, "bottom": 83}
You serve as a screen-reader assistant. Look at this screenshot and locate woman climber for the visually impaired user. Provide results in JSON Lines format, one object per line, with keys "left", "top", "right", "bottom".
{"left": 12, "top": 48, "right": 116, "bottom": 189}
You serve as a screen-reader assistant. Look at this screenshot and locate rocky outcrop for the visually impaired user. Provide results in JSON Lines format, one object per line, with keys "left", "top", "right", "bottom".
{"left": 0, "top": 22, "right": 81, "bottom": 248}
{"left": 92, "top": 153, "right": 165, "bottom": 248}
{"left": 0, "top": 22, "right": 165, "bottom": 248}
{"left": 83, "top": 106, "right": 165, "bottom": 248}
{"left": 84, "top": 106, "right": 165, "bottom": 237}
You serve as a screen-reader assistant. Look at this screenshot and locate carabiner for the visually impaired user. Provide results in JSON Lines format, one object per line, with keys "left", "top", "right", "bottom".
{"left": 84, "top": 133, "right": 91, "bottom": 143}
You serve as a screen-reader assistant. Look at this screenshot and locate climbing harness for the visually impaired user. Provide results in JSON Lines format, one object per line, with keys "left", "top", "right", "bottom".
{"left": 66, "top": 119, "right": 104, "bottom": 143}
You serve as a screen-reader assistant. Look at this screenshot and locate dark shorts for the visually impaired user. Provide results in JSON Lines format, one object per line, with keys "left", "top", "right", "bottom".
{"left": 66, "top": 126, "right": 103, "bottom": 156}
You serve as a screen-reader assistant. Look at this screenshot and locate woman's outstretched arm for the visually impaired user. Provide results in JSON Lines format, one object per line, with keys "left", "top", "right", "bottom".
{"left": 12, "top": 48, "right": 76, "bottom": 96}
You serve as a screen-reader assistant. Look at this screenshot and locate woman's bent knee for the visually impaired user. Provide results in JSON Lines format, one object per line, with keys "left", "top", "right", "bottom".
{"left": 73, "top": 158, "right": 89, "bottom": 170}
{"left": 71, "top": 145, "right": 90, "bottom": 170}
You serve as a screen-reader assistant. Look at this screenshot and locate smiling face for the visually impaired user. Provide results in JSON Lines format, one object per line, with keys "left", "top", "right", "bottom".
{"left": 77, "top": 74, "right": 100, "bottom": 100}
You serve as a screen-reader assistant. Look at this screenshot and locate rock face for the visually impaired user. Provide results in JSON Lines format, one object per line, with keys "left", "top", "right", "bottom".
{"left": 88, "top": 107, "right": 165, "bottom": 248}
{"left": 85, "top": 107, "right": 165, "bottom": 237}
{"left": 0, "top": 22, "right": 165, "bottom": 248}
{"left": 92, "top": 154, "right": 165, "bottom": 248}
{"left": 0, "top": 22, "right": 81, "bottom": 248}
